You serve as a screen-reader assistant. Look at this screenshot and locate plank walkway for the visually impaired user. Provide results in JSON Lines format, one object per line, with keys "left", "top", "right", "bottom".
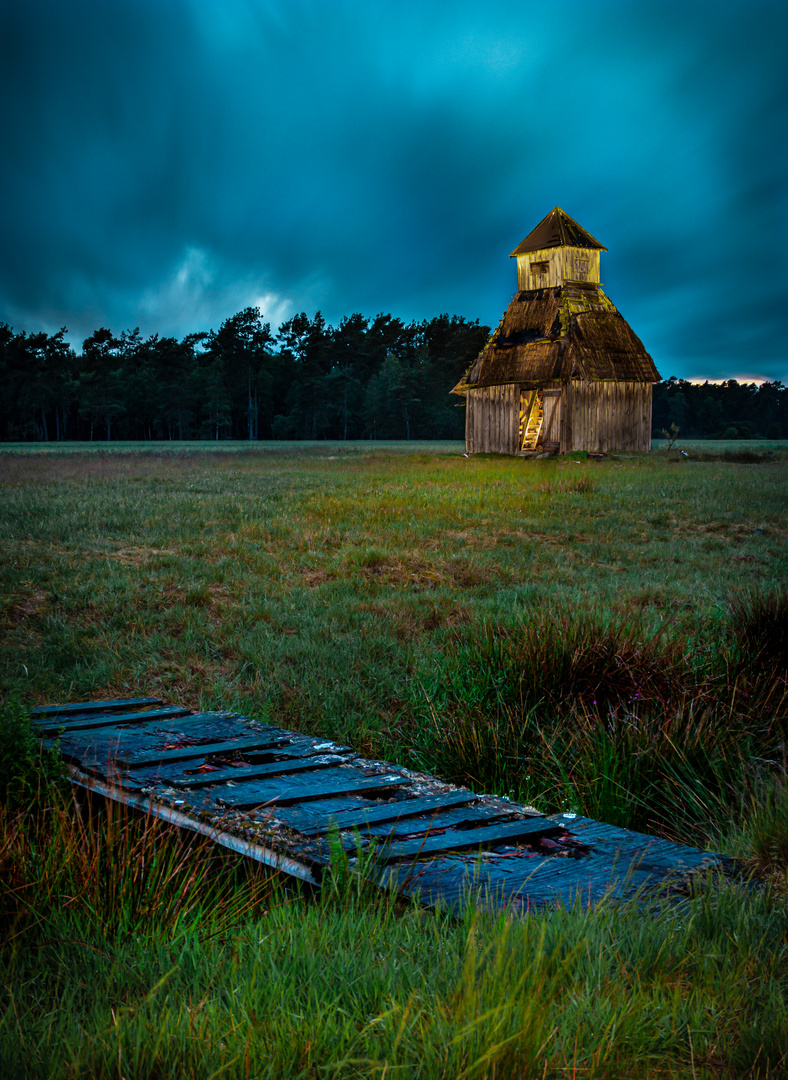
{"left": 32, "top": 697, "right": 728, "bottom": 913}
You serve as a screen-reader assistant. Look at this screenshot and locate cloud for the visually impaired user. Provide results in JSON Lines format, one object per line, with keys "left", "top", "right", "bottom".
{"left": 0, "top": 0, "right": 786, "bottom": 380}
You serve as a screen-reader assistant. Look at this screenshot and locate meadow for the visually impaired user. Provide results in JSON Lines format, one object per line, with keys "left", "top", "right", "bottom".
{"left": 1, "top": 439, "right": 787, "bottom": 1078}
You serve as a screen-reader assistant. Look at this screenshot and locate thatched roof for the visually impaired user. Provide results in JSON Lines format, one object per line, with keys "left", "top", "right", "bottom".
{"left": 452, "top": 285, "right": 660, "bottom": 393}
{"left": 510, "top": 207, "right": 606, "bottom": 256}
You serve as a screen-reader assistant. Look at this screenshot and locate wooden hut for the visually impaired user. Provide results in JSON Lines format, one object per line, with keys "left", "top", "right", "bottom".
{"left": 452, "top": 207, "right": 660, "bottom": 454}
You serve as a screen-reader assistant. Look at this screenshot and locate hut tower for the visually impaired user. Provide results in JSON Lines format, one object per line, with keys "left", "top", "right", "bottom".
{"left": 453, "top": 207, "right": 660, "bottom": 454}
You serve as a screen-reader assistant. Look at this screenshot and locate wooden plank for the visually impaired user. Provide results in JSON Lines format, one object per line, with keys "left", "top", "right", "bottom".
{"left": 317, "top": 803, "right": 512, "bottom": 856}
{"left": 497, "top": 385, "right": 502, "bottom": 449}
{"left": 572, "top": 382, "right": 582, "bottom": 451}
{"left": 560, "top": 382, "right": 570, "bottom": 452}
{"left": 216, "top": 773, "right": 411, "bottom": 810}
{"left": 377, "top": 816, "right": 563, "bottom": 862}
{"left": 299, "top": 791, "right": 481, "bottom": 835}
{"left": 31, "top": 697, "right": 163, "bottom": 717}
{"left": 33, "top": 706, "right": 194, "bottom": 735}
{"left": 366, "top": 803, "right": 514, "bottom": 840}
{"left": 503, "top": 385, "right": 509, "bottom": 453}
{"left": 116, "top": 734, "right": 294, "bottom": 769}
{"left": 509, "top": 383, "right": 519, "bottom": 453}
{"left": 171, "top": 754, "right": 347, "bottom": 789}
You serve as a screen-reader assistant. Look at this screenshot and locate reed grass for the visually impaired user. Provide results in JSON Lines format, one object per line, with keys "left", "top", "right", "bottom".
{"left": 408, "top": 595, "right": 788, "bottom": 847}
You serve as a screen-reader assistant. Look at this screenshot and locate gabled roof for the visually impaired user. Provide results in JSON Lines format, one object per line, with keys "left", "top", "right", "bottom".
{"left": 510, "top": 207, "right": 607, "bottom": 256}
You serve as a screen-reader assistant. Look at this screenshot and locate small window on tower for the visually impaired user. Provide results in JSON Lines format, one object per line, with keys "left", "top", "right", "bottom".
{"left": 530, "top": 260, "right": 549, "bottom": 279}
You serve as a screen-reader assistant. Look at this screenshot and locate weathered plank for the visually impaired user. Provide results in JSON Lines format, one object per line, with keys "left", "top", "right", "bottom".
{"left": 216, "top": 773, "right": 411, "bottom": 810}
{"left": 317, "top": 804, "right": 520, "bottom": 855}
{"left": 299, "top": 791, "right": 481, "bottom": 835}
{"left": 31, "top": 697, "right": 163, "bottom": 717}
{"left": 116, "top": 734, "right": 294, "bottom": 769}
{"left": 171, "top": 754, "right": 348, "bottom": 789}
{"left": 378, "top": 816, "right": 564, "bottom": 862}
{"left": 32, "top": 706, "right": 194, "bottom": 735}
{"left": 365, "top": 803, "right": 519, "bottom": 840}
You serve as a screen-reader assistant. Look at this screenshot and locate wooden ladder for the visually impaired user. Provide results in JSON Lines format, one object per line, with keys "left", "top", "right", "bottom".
{"left": 522, "top": 391, "right": 544, "bottom": 450}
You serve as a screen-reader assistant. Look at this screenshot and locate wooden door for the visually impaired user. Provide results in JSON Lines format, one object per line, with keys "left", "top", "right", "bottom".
{"left": 541, "top": 389, "right": 562, "bottom": 449}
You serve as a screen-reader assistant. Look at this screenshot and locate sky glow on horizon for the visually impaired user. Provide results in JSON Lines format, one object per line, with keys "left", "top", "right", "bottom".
{"left": 1, "top": 0, "right": 786, "bottom": 382}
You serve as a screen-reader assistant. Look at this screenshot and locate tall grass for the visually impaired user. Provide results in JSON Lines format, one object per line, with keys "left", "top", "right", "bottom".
{"left": 0, "top": 786, "right": 279, "bottom": 950}
{"left": 409, "top": 593, "right": 788, "bottom": 854}
{"left": 2, "top": 776, "right": 788, "bottom": 1078}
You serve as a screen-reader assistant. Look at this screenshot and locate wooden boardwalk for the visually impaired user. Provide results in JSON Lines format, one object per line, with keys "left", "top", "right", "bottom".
{"left": 32, "top": 697, "right": 728, "bottom": 914}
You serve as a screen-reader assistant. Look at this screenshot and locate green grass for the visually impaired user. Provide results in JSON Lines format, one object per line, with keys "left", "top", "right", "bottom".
{"left": 2, "top": 440, "right": 788, "bottom": 1077}
{"left": 2, "top": 781, "right": 787, "bottom": 1079}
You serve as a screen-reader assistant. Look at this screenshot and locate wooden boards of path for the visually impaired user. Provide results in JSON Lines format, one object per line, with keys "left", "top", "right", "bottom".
{"left": 32, "top": 697, "right": 726, "bottom": 913}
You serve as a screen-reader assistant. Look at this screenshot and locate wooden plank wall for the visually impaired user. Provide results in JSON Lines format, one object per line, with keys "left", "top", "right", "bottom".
{"left": 516, "top": 247, "right": 562, "bottom": 290}
{"left": 515, "top": 247, "right": 601, "bottom": 290}
{"left": 562, "top": 247, "right": 601, "bottom": 285}
{"left": 467, "top": 382, "right": 654, "bottom": 454}
{"left": 565, "top": 381, "right": 652, "bottom": 452}
{"left": 466, "top": 385, "right": 519, "bottom": 454}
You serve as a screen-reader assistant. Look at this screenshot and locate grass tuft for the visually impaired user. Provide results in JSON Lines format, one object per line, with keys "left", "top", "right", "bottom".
{"left": 0, "top": 698, "right": 67, "bottom": 811}
{"left": 730, "top": 587, "right": 788, "bottom": 671}
{"left": 410, "top": 596, "right": 788, "bottom": 840}
{"left": 0, "top": 788, "right": 278, "bottom": 950}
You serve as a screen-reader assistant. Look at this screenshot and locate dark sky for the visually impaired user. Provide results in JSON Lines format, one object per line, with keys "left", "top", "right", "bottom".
{"left": 1, "top": 0, "right": 786, "bottom": 382}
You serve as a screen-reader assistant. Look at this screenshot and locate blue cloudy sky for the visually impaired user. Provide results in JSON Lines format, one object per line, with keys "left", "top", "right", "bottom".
{"left": 1, "top": 0, "right": 786, "bottom": 381}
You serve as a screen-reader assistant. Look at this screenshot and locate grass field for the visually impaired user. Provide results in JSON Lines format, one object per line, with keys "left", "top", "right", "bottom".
{"left": 1, "top": 440, "right": 787, "bottom": 1078}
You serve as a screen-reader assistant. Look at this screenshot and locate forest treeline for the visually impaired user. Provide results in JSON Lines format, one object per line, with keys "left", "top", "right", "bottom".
{"left": 1, "top": 308, "right": 786, "bottom": 441}
{"left": 0, "top": 309, "right": 487, "bottom": 442}
{"left": 652, "top": 376, "right": 787, "bottom": 440}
